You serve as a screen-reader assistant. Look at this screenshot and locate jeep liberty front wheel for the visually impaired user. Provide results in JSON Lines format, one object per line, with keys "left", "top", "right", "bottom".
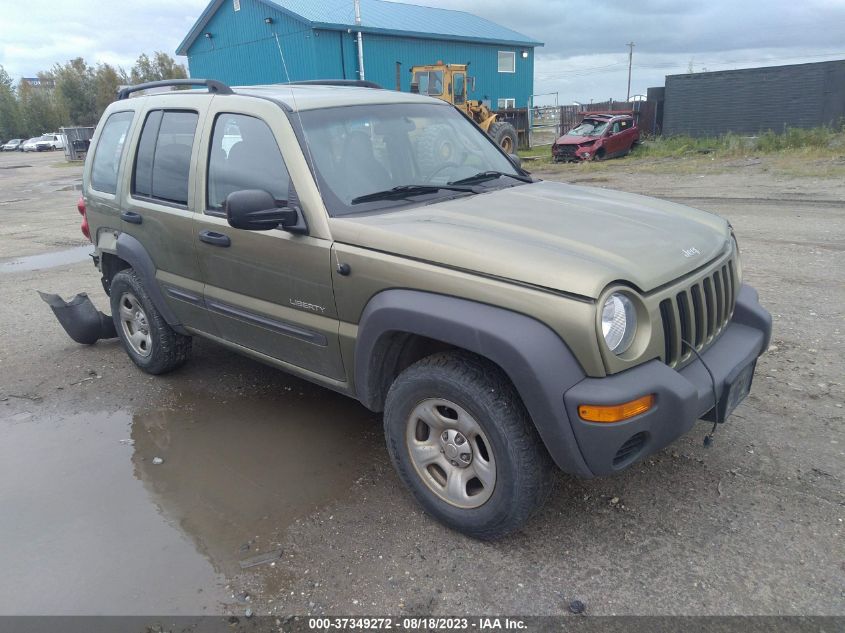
{"left": 110, "top": 268, "right": 191, "bottom": 375}
{"left": 384, "top": 351, "right": 554, "bottom": 539}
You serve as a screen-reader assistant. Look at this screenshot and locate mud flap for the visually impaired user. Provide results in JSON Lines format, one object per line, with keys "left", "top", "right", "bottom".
{"left": 38, "top": 291, "right": 117, "bottom": 345}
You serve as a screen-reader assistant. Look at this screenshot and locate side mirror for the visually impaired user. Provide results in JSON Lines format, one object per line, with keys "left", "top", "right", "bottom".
{"left": 225, "top": 189, "right": 305, "bottom": 233}
{"left": 508, "top": 153, "right": 522, "bottom": 168}
{"left": 468, "top": 77, "right": 476, "bottom": 92}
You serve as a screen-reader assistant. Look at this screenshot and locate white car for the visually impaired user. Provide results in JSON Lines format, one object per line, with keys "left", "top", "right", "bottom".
{"left": 35, "top": 133, "right": 65, "bottom": 151}
{"left": 21, "top": 137, "right": 41, "bottom": 152}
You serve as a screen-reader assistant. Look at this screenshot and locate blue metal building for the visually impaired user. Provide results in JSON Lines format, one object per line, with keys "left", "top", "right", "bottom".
{"left": 176, "top": 0, "right": 542, "bottom": 109}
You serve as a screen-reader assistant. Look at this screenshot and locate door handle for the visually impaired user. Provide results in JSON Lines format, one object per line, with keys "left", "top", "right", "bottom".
{"left": 121, "top": 211, "right": 142, "bottom": 224}
{"left": 199, "top": 229, "right": 231, "bottom": 247}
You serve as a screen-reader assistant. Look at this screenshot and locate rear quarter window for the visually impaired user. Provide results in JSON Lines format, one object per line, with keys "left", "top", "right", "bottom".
{"left": 90, "top": 111, "right": 134, "bottom": 194}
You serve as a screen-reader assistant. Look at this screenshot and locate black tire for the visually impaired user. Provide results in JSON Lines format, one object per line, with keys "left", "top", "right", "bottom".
{"left": 415, "top": 124, "right": 458, "bottom": 177}
{"left": 110, "top": 268, "right": 191, "bottom": 375}
{"left": 384, "top": 351, "right": 554, "bottom": 539}
{"left": 488, "top": 121, "right": 518, "bottom": 154}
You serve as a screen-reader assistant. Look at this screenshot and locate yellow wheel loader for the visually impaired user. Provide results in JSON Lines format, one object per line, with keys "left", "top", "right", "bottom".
{"left": 409, "top": 62, "right": 518, "bottom": 154}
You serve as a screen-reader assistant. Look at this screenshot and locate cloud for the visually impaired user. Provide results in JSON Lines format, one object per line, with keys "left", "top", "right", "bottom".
{"left": 0, "top": 0, "right": 207, "bottom": 77}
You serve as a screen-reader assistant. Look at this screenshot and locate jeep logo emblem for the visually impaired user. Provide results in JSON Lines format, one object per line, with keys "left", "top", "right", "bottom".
{"left": 682, "top": 247, "right": 701, "bottom": 258}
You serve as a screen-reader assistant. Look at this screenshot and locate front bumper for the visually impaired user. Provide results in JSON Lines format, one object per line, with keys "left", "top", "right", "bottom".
{"left": 563, "top": 284, "right": 771, "bottom": 476}
{"left": 552, "top": 144, "right": 592, "bottom": 162}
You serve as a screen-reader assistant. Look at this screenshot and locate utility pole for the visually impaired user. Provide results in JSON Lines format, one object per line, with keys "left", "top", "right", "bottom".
{"left": 626, "top": 41, "right": 635, "bottom": 102}
{"left": 354, "top": 0, "right": 365, "bottom": 81}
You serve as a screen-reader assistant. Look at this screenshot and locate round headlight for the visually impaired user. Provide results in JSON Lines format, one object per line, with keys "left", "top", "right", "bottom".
{"left": 601, "top": 292, "right": 637, "bottom": 354}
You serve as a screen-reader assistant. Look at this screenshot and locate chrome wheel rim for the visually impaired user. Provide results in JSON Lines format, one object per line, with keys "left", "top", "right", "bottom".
{"left": 118, "top": 292, "right": 152, "bottom": 357}
{"left": 405, "top": 398, "right": 496, "bottom": 509}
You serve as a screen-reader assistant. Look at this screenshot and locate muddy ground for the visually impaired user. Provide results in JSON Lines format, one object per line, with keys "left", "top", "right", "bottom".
{"left": 0, "top": 150, "right": 843, "bottom": 616}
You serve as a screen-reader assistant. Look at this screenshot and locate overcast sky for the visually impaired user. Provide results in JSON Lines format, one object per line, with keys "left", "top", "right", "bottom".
{"left": 2, "top": 0, "right": 844, "bottom": 103}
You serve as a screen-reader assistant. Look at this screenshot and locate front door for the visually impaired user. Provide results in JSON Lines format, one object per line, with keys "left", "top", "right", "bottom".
{"left": 453, "top": 73, "right": 466, "bottom": 105}
{"left": 193, "top": 98, "right": 345, "bottom": 381}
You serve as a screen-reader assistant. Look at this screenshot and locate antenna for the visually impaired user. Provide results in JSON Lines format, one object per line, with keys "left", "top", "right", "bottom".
{"left": 272, "top": 32, "right": 341, "bottom": 268}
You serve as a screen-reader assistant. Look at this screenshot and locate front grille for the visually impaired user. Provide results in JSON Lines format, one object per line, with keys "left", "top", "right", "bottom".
{"left": 553, "top": 144, "right": 578, "bottom": 158}
{"left": 613, "top": 432, "right": 648, "bottom": 466}
{"left": 659, "top": 259, "right": 737, "bottom": 367}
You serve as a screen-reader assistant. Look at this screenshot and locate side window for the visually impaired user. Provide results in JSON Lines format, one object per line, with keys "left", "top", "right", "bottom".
{"left": 207, "top": 113, "right": 291, "bottom": 212}
{"left": 611, "top": 121, "right": 622, "bottom": 134}
{"left": 413, "top": 71, "right": 429, "bottom": 95}
{"left": 132, "top": 110, "right": 198, "bottom": 206}
{"left": 90, "top": 111, "right": 134, "bottom": 194}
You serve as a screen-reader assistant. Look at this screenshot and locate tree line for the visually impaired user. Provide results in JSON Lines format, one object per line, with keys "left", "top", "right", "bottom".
{"left": 0, "top": 52, "right": 187, "bottom": 140}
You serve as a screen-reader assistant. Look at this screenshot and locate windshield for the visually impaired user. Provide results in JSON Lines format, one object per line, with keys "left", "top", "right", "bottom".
{"left": 297, "top": 103, "right": 522, "bottom": 216}
{"left": 567, "top": 120, "right": 608, "bottom": 137}
{"left": 412, "top": 71, "right": 444, "bottom": 96}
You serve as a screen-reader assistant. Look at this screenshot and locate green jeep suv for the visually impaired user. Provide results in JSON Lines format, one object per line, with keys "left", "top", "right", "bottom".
{"left": 74, "top": 79, "right": 771, "bottom": 538}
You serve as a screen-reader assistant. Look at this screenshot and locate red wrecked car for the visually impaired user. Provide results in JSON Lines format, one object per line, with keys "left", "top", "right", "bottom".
{"left": 552, "top": 113, "right": 639, "bottom": 162}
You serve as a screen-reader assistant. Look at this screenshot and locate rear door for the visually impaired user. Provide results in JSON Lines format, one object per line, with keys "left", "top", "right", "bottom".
{"left": 605, "top": 120, "right": 625, "bottom": 156}
{"left": 617, "top": 117, "right": 637, "bottom": 151}
{"left": 193, "top": 97, "right": 344, "bottom": 380}
{"left": 119, "top": 96, "right": 214, "bottom": 333}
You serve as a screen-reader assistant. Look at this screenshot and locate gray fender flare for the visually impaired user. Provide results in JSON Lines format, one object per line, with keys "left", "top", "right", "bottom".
{"left": 115, "top": 233, "right": 189, "bottom": 335}
{"left": 354, "top": 289, "right": 593, "bottom": 477}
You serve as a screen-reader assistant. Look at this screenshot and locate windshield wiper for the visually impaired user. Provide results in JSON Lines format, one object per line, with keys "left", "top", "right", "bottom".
{"left": 351, "top": 184, "right": 478, "bottom": 205}
{"left": 448, "top": 170, "right": 533, "bottom": 186}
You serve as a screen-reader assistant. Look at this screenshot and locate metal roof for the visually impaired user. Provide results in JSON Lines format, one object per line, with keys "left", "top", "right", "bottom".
{"left": 178, "top": 0, "right": 542, "bottom": 55}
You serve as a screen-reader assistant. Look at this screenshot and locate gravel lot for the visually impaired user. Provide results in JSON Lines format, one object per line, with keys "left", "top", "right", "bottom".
{"left": 1, "top": 150, "right": 842, "bottom": 616}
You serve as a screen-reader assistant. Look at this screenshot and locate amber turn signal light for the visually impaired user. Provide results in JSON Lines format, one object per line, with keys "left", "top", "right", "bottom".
{"left": 578, "top": 394, "right": 655, "bottom": 423}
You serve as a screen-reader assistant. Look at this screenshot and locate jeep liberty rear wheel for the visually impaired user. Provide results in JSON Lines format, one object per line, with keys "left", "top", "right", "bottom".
{"left": 110, "top": 268, "right": 191, "bottom": 375}
{"left": 384, "top": 351, "right": 554, "bottom": 539}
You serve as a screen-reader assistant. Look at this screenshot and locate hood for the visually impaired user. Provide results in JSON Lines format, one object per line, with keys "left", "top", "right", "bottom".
{"left": 330, "top": 181, "right": 731, "bottom": 299}
{"left": 555, "top": 135, "right": 599, "bottom": 146}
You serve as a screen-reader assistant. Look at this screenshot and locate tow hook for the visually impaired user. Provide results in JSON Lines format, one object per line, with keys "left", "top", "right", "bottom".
{"left": 38, "top": 291, "right": 117, "bottom": 345}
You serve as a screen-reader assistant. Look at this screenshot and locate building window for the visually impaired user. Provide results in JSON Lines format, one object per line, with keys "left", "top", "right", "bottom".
{"left": 498, "top": 51, "right": 516, "bottom": 73}
{"left": 497, "top": 98, "right": 515, "bottom": 109}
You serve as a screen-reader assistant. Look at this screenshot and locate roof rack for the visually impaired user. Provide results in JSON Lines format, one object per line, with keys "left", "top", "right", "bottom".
{"left": 287, "top": 80, "right": 383, "bottom": 89}
{"left": 117, "top": 79, "right": 233, "bottom": 100}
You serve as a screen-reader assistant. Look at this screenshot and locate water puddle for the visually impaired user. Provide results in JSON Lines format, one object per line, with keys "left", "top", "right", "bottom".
{"left": 0, "top": 388, "right": 380, "bottom": 613}
{"left": 0, "top": 245, "right": 91, "bottom": 273}
{"left": 0, "top": 409, "right": 228, "bottom": 614}
{"left": 131, "top": 393, "right": 380, "bottom": 576}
